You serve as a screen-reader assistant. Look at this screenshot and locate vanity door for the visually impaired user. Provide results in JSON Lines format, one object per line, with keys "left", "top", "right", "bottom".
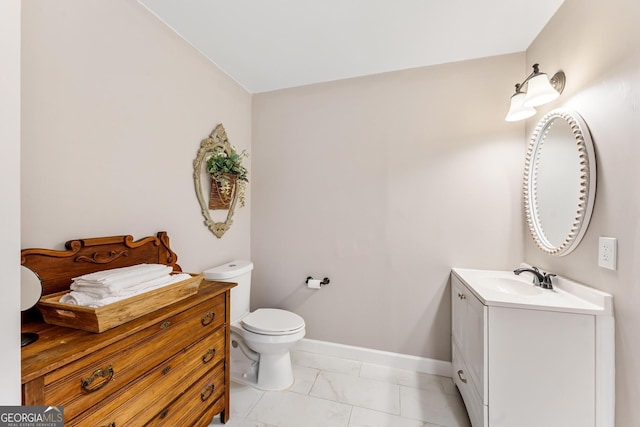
{"left": 452, "top": 276, "right": 488, "bottom": 426}
{"left": 465, "top": 290, "right": 486, "bottom": 403}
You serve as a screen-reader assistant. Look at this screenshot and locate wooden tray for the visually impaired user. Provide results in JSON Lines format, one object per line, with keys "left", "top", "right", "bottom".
{"left": 37, "top": 273, "right": 204, "bottom": 333}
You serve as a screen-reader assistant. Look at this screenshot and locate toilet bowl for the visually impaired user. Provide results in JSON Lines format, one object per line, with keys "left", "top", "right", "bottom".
{"left": 204, "top": 261, "right": 305, "bottom": 391}
{"left": 233, "top": 308, "right": 305, "bottom": 389}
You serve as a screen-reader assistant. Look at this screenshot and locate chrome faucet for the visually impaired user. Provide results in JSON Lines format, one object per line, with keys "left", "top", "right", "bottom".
{"left": 513, "top": 266, "right": 556, "bottom": 289}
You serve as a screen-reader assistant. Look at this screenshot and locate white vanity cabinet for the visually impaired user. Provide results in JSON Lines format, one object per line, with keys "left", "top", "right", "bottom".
{"left": 451, "top": 269, "right": 615, "bottom": 427}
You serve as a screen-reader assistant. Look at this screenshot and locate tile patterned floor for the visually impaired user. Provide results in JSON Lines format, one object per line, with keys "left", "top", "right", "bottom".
{"left": 210, "top": 350, "right": 471, "bottom": 427}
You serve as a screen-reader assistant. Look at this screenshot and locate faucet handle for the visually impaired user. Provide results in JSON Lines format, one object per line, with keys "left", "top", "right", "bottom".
{"left": 542, "top": 273, "right": 556, "bottom": 289}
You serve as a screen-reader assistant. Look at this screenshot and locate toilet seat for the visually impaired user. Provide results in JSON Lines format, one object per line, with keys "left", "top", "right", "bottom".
{"left": 241, "top": 308, "right": 305, "bottom": 336}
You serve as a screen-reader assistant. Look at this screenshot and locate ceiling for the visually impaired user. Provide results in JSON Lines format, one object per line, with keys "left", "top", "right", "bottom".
{"left": 138, "top": 0, "right": 564, "bottom": 94}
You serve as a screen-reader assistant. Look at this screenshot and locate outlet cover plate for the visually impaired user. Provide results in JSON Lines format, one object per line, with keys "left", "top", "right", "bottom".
{"left": 598, "top": 236, "right": 617, "bottom": 270}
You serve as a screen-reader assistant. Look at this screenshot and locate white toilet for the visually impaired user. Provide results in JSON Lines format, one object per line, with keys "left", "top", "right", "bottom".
{"left": 204, "top": 260, "right": 305, "bottom": 391}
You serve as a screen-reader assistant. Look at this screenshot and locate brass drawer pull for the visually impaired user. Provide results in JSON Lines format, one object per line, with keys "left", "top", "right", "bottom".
{"left": 201, "top": 311, "right": 215, "bottom": 326}
{"left": 162, "top": 365, "right": 171, "bottom": 375}
{"left": 160, "top": 320, "right": 171, "bottom": 329}
{"left": 457, "top": 369, "right": 468, "bottom": 384}
{"left": 202, "top": 348, "right": 216, "bottom": 364}
{"left": 200, "top": 384, "right": 215, "bottom": 401}
{"left": 81, "top": 365, "right": 114, "bottom": 393}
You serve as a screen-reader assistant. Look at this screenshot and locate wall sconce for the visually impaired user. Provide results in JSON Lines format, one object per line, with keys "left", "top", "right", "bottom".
{"left": 505, "top": 63, "right": 566, "bottom": 122}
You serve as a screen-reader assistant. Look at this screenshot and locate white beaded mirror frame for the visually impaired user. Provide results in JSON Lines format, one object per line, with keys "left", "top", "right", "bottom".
{"left": 524, "top": 109, "right": 596, "bottom": 256}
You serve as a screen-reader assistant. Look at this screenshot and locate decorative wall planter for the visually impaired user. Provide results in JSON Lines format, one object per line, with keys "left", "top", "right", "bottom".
{"left": 209, "top": 173, "right": 237, "bottom": 210}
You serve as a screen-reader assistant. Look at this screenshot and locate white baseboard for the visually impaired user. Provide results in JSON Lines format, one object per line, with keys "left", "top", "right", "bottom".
{"left": 293, "top": 338, "right": 452, "bottom": 378}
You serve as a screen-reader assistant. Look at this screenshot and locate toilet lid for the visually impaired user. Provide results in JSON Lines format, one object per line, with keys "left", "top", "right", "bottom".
{"left": 241, "top": 309, "right": 305, "bottom": 335}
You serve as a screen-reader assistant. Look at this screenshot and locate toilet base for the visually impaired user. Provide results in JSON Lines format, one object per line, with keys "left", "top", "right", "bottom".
{"left": 257, "top": 352, "right": 294, "bottom": 390}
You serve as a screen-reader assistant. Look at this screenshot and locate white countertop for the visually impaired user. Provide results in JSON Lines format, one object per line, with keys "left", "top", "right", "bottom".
{"left": 451, "top": 267, "right": 613, "bottom": 316}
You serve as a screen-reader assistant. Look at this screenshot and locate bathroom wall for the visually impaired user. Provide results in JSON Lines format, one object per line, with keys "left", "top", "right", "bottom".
{"left": 524, "top": 0, "right": 640, "bottom": 424}
{"left": 251, "top": 54, "right": 526, "bottom": 361}
{"left": 21, "top": 0, "right": 252, "bottom": 272}
{"left": 0, "top": 0, "right": 22, "bottom": 405}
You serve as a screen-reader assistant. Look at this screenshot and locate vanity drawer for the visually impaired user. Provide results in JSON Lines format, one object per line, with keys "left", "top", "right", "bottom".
{"left": 45, "top": 296, "right": 225, "bottom": 419}
{"left": 69, "top": 331, "right": 226, "bottom": 427}
{"left": 145, "top": 362, "right": 226, "bottom": 426}
{"left": 453, "top": 343, "right": 486, "bottom": 427}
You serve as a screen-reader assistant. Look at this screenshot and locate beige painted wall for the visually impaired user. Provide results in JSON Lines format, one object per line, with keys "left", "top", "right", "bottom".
{"left": 252, "top": 55, "right": 526, "bottom": 361}
{"left": 0, "top": 0, "right": 22, "bottom": 404}
{"left": 21, "top": 0, "right": 252, "bottom": 273}
{"left": 525, "top": 0, "right": 640, "bottom": 424}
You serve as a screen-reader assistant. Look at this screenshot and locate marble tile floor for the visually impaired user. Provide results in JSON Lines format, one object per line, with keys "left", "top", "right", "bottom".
{"left": 210, "top": 350, "right": 471, "bottom": 427}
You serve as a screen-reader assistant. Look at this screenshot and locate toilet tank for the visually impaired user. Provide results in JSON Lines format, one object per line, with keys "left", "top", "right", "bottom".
{"left": 203, "top": 260, "right": 254, "bottom": 323}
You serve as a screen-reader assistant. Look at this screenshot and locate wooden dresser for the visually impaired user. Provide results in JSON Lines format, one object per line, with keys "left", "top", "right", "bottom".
{"left": 21, "top": 232, "right": 234, "bottom": 426}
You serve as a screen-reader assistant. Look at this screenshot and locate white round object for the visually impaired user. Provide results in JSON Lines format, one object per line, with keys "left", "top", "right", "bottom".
{"left": 242, "top": 308, "right": 305, "bottom": 335}
{"left": 21, "top": 266, "right": 42, "bottom": 311}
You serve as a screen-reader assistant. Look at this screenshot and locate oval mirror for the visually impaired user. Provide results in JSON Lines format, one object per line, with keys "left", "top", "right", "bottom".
{"left": 524, "top": 109, "right": 596, "bottom": 256}
{"left": 21, "top": 265, "right": 42, "bottom": 311}
{"left": 21, "top": 266, "right": 42, "bottom": 346}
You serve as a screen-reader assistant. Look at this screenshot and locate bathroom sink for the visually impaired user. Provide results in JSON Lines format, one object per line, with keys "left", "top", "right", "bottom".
{"left": 478, "top": 277, "right": 544, "bottom": 296}
{"left": 452, "top": 267, "right": 613, "bottom": 315}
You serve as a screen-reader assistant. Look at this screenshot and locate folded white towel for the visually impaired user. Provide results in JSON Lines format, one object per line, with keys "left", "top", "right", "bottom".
{"left": 60, "top": 273, "right": 192, "bottom": 308}
{"left": 73, "top": 263, "right": 167, "bottom": 280}
{"left": 72, "top": 272, "right": 183, "bottom": 298}
{"left": 71, "top": 264, "right": 173, "bottom": 293}
{"left": 72, "top": 263, "right": 169, "bottom": 283}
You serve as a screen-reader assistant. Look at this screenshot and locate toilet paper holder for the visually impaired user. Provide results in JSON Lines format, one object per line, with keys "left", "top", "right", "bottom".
{"left": 306, "top": 276, "right": 330, "bottom": 286}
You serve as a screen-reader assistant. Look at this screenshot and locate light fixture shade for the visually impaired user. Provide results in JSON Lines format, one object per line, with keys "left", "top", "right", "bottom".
{"left": 523, "top": 73, "right": 559, "bottom": 107}
{"left": 505, "top": 92, "right": 536, "bottom": 122}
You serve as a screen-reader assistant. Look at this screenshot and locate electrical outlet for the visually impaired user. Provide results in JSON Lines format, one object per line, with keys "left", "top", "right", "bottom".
{"left": 598, "top": 237, "right": 617, "bottom": 270}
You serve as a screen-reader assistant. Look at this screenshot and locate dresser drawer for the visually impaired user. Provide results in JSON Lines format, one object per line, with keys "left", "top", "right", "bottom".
{"left": 69, "top": 329, "right": 226, "bottom": 427}
{"left": 45, "top": 295, "right": 225, "bottom": 420}
{"left": 145, "top": 362, "right": 226, "bottom": 427}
